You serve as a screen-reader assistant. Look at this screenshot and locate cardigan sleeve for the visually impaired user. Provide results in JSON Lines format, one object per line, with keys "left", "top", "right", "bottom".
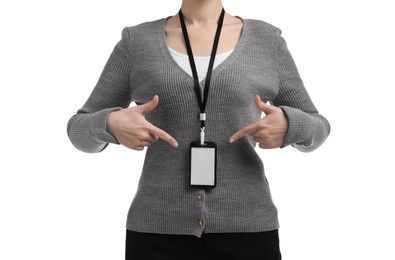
{"left": 67, "top": 27, "right": 133, "bottom": 153}
{"left": 272, "top": 28, "right": 331, "bottom": 152}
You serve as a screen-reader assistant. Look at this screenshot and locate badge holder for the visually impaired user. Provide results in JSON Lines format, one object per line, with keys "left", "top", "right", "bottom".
{"left": 189, "top": 124, "right": 217, "bottom": 189}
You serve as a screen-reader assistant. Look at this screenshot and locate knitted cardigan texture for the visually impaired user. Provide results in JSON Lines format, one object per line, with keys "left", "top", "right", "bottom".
{"left": 67, "top": 17, "right": 330, "bottom": 238}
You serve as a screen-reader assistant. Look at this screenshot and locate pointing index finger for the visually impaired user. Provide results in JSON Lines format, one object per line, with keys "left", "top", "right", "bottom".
{"left": 229, "top": 123, "right": 260, "bottom": 143}
{"left": 148, "top": 124, "right": 178, "bottom": 148}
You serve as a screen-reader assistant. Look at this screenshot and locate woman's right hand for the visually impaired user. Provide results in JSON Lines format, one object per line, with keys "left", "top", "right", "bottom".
{"left": 107, "top": 95, "right": 178, "bottom": 151}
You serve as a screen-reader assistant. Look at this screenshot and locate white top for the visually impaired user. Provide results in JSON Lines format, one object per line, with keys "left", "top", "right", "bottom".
{"left": 168, "top": 47, "right": 234, "bottom": 84}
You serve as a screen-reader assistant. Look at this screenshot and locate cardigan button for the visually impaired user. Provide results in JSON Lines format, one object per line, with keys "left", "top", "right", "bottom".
{"left": 197, "top": 194, "right": 203, "bottom": 201}
{"left": 197, "top": 220, "right": 204, "bottom": 226}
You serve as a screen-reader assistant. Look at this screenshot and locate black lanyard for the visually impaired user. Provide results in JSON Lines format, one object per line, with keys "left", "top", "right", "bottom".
{"left": 178, "top": 8, "right": 225, "bottom": 132}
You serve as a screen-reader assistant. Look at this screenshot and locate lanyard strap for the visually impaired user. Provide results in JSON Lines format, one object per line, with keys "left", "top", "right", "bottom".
{"left": 178, "top": 8, "right": 225, "bottom": 131}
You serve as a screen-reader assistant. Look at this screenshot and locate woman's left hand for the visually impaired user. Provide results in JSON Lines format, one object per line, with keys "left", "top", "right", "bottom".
{"left": 229, "top": 95, "right": 289, "bottom": 149}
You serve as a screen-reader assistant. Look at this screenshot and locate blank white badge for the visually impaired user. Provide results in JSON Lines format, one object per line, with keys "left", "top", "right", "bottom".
{"left": 190, "top": 147, "right": 215, "bottom": 186}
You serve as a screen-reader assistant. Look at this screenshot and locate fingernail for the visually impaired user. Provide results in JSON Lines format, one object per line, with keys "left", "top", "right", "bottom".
{"left": 229, "top": 138, "right": 234, "bottom": 143}
{"left": 174, "top": 142, "right": 178, "bottom": 148}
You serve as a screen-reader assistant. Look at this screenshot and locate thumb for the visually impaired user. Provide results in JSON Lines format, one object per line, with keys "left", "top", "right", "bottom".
{"left": 255, "top": 95, "right": 275, "bottom": 114}
{"left": 139, "top": 95, "right": 159, "bottom": 115}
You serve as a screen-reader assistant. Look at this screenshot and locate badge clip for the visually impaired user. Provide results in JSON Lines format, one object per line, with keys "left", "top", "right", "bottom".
{"left": 200, "top": 127, "right": 205, "bottom": 145}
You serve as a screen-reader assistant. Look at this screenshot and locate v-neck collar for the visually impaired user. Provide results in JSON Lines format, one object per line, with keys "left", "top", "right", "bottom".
{"left": 157, "top": 16, "right": 250, "bottom": 86}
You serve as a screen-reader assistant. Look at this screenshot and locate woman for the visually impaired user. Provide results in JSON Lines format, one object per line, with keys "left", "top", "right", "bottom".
{"left": 67, "top": 0, "right": 330, "bottom": 259}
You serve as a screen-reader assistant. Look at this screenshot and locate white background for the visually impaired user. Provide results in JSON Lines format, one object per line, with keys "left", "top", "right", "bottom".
{"left": 1, "top": 0, "right": 394, "bottom": 259}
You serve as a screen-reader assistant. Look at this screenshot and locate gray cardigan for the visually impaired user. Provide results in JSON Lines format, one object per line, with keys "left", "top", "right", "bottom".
{"left": 67, "top": 17, "right": 330, "bottom": 238}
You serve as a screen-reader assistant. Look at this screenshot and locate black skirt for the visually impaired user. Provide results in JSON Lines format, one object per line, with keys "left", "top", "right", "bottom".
{"left": 125, "top": 228, "right": 281, "bottom": 260}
